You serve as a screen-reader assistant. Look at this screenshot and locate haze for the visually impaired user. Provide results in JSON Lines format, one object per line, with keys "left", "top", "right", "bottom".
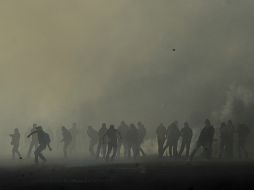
{"left": 0, "top": 0, "right": 253, "bottom": 156}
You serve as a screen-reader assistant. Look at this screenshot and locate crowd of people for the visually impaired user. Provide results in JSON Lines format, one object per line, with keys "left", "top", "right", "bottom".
{"left": 156, "top": 119, "right": 251, "bottom": 160}
{"left": 8, "top": 119, "right": 251, "bottom": 164}
{"left": 86, "top": 121, "right": 146, "bottom": 161}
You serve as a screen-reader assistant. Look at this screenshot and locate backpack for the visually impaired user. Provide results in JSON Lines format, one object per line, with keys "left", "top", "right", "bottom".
{"left": 44, "top": 132, "right": 51, "bottom": 144}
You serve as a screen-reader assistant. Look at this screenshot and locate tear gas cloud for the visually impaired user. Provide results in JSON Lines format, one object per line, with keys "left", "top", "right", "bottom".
{"left": 0, "top": 0, "right": 253, "bottom": 156}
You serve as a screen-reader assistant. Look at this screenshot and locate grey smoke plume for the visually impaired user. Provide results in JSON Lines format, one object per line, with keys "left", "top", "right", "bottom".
{"left": 213, "top": 85, "right": 254, "bottom": 125}
{"left": 0, "top": 0, "right": 253, "bottom": 155}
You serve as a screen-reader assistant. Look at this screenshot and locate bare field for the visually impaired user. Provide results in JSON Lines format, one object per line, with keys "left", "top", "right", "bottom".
{"left": 0, "top": 158, "right": 253, "bottom": 190}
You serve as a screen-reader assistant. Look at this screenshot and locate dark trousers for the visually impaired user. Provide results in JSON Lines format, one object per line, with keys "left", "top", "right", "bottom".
{"left": 12, "top": 145, "right": 22, "bottom": 159}
{"left": 34, "top": 144, "right": 47, "bottom": 164}
{"left": 191, "top": 142, "right": 212, "bottom": 160}
{"left": 168, "top": 143, "right": 178, "bottom": 159}
{"left": 27, "top": 141, "right": 38, "bottom": 158}
{"left": 106, "top": 143, "right": 117, "bottom": 161}
{"left": 157, "top": 138, "right": 165, "bottom": 158}
{"left": 179, "top": 140, "right": 191, "bottom": 158}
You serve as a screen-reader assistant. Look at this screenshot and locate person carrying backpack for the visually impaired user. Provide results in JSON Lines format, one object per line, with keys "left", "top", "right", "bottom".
{"left": 27, "top": 126, "right": 52, "bottom": 164}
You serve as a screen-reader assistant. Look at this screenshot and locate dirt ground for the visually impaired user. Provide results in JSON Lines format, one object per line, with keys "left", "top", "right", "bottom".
{"left": 0, "top": 159, "right": 253, "bottom": 190}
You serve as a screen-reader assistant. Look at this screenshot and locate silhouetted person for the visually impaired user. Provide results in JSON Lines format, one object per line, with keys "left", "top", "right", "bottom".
{"left": 164, "top": 121, "right": 180, "bottom": 159}
{"left": 87, "top": 126, "right": 98, "bottom": 157}
{"left": 237, "top": 124, "right": 250, "bottom": 159}
{"left": 105, "top": 125, "right": 121, "bottom": 161}
{"left": 117, "top": 121, "right": 129, "bottom": 158}
{"left": 226, "top": 120, "right": 234, "bottom": 159}
{"left": 96, "top": 123, "right": 107, "bottom": 159}
{"left": 126, "top": 124, "right": 139, "bottom": 159}
{"left": 61, "top": 126, "right": 72, "bottom": 158}
{"left": 190, "top": 119, "right": 215, "bottom": 160}
{"left": 70, "top": 122, "right": 78, "bottom": 154}
{"left": 10, "top": 128, "right": 22, "bottom": 160}
{"left": 219, "top": 122, "right": 227, "bottom": 159}
{"left": 137, "top": 122, "right": 146, "bottom": 157}
{"left": 178, "top": 122, "right": 193, "bottom": 159}
{"left": 27, "top": 126, "right": 52, "bottom": 164}
{"left": 156, "top": 123, "right": 166, "bottom": 158}
{"left": 27, "top": 123, "right": 39, "bottom": 158}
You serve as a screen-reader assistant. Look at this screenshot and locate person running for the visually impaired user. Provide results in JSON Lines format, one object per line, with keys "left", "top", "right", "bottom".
{"left": 27, "top": 123, "right": 39, "bottom": 158}
{"left": 27, "top": 126, "right": 52, "bottom": 164}
{"left": 10, "top": 128, "right": 22, "bottom": 160}
{"left": 190, "top": 119, "right": 215, "bottom": 160}
{"left": 61, "top": 126, "right": 72, "bottom": 158}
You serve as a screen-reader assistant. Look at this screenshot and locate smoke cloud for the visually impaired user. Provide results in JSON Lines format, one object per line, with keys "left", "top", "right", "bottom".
{"left": 0, "top": 0, "right": 253, "bottom": 155}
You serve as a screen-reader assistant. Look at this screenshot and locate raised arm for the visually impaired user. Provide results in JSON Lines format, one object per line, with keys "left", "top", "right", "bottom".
{"left": 27, "top": 130, "right": 37, "bottom": 138}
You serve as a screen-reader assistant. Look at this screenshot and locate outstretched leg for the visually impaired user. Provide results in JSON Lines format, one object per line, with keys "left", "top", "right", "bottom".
{"left": 139, "top": 147, "right": 146, "bottom": 157}
{"left": 178, "top": 141, "right": 185, "bottom": 158}
{"left": 34, "top": 144, "right": 46, "bottom": 164}
{"left": 190, "top": 143, "right": 201, "bottom": 161}
{"left": 12, "top": 147, "right": 15, "bottom": 160}
{"left": 96, "top": 141, "right": 102, "bottom": 158}
{"left": 15, "top": 145, "right": 22, "bottom": 159}
{"left": 16, "top": 150, "right": 22, "bottom": 159}
{"left": 27, "top": 142, "right": 34, "bottom": 158}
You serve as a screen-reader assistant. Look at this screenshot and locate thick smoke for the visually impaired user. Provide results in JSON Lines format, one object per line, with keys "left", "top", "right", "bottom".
{"left": 213, "top": 85, "right": 254, "bottom": 125}
{"left": 0, "top": 0, "right": 253, "bottom": 156}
